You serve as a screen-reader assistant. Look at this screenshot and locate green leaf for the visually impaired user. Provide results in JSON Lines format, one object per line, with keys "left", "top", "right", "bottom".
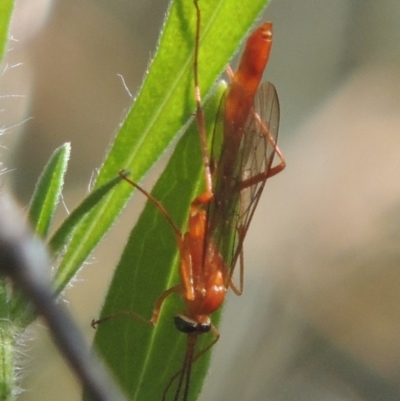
{"left": 49, "top": 174, "right": 123, "bottom": 260}
{"left": 0, "top": 317, "right": 15, "bottom": 401}
{"left": 54, "top": 0, "right": 272, "bottom": 296}
{"left": 28, "top": 143, "right": 70, "bottom": 239}
{"left": 0, "top": 0, "right": 14, "bottom": 63}
{"left": 93, "top": 81, "right": 227, "bottom": 401}
{"left": 10, "top": 163, "right": 124, "bottom": 325}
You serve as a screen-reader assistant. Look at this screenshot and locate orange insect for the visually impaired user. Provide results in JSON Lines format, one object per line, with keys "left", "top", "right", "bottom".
{"left": 161, "top": 20, "right": 285, "bottom": 401}
{"left": 93, "top": 1, "right": 284, "bottom": 400}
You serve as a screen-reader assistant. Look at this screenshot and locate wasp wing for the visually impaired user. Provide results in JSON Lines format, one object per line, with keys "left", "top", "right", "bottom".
{"left": 207, "top": 81, "right": 280, "bottom": 280}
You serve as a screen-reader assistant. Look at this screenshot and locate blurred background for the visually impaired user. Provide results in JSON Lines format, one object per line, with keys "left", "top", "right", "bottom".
{"left": 1, "top": 0, "right": 400, "bottom": 400}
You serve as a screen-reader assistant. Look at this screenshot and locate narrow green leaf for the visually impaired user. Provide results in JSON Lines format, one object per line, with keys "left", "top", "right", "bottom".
{"left": 49, "top": 174, "right": 123, "bottom": 260}
{"left": 0, "top": 0, "right": 14, "bottom": 63}
{"left": 54, "top": 0, "right": 272, "bottom": 295}
{"left": 93, "top": 82, "right": 227, "bottom": 401}
{"left": 28, "top": 143, "right": 70, "bottom": 239}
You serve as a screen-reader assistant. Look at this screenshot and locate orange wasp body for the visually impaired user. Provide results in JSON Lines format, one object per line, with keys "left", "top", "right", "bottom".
{"left": 93, "top": 2, "right": 284, "bottom": 400}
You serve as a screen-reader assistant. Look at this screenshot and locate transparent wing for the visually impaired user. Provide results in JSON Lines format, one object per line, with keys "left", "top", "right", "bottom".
{"left": 238, "top": 81, "right": 280, "bottom": 239}
{"left": 207, "top": 81, "right": 280, "bottom": 279}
